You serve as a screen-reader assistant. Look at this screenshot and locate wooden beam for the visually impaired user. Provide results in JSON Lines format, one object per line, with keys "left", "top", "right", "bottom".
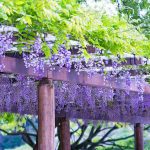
{"left": 38, "top": 78, "right": 55, "bottom": 150}
{"left": 47, "top": 68, "right": 150, "bottom": 94}
{"left": 71, "top": 46, "right": 144, "bottom": 66}
{"left": 134, "top": 123, "right": 144, "bottom": 150}
{"left": 58, "top": 118, "right": 71, "bottom": 150}
{"left": 0, "top": 56, "right": 150, "bottom": 94}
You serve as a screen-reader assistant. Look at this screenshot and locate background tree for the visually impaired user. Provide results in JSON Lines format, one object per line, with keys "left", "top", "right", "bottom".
{"left": 114, "top": 0, "right": 150, "bottom": 39}
{"left": 1, "top": 115, "right": 150, "bottom": 150}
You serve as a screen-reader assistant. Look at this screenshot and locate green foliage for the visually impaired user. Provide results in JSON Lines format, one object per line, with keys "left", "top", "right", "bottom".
{"left": 42, "top": 42, "right": 51, "bottom": 58}
{"left": 86, "top": 14, "right": 149, "bottom": 57}
{"left": 0, "top": 113, "right": 26, "bottom": 132}
{"left": 113, "top": 0, "right": 150, "bottom": 39}
{"left": 0, "top": 0, "right": 149, "bottom": 58}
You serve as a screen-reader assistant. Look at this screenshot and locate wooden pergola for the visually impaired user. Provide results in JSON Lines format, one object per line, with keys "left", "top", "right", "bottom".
{"left": 0, "top": 55, "right": 149, "bottom": 150}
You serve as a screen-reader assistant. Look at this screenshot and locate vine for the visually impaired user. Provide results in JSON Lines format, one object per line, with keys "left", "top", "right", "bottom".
{"left": 0, "top": 0, "right": 149, "bottom": 59}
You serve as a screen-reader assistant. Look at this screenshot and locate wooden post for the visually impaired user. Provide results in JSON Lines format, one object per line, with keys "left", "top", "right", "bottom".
{"left": 134, "top": 123, "right": 144, "bottom": 150}
{"left": 38, "top": 78, "right": 55, "bottom": 150}
{"left": 59, "top": 118, "right": 71, "bottom": 150}
{"left": 33, "top": 144, "right": 38, "bottom": 150}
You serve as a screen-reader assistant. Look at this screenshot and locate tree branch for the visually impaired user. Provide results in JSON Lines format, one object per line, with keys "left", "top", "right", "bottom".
{"left": 87, "top": 125, "right": 118, "bottom": 149}
{"left": 27, "top": 118, "right": 38, "bottom": 133}
{"left": 103, "top": 134, "right": 133, "bottom": 143}
{"left": 71, "top": 125, "right": 87, "bottom": 149}
{"left": 0, "top": 128, "right": 36, "bottom": 137}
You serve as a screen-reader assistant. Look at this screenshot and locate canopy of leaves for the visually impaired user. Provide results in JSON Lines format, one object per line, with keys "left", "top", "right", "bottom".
{"left": 0, "top": 0, "right": 149, "bottom": 58}
{"left": 113, "top": 0, "right": 150, "bottom": 39}
{"left": 110, "top": 0, "right": 150, "bottom": 80}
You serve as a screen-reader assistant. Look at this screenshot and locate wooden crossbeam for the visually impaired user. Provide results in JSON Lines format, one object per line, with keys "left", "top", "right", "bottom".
{"left": 0, "top": 56, "right": 150, "bottom": 94}
{"left": 71, "top": 46, "right": 144, "bottom": 66}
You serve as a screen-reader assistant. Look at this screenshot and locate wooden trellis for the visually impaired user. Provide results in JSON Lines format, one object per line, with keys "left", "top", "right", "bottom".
{"left": 0, "top": 56, "right": 148, "bottom": 150}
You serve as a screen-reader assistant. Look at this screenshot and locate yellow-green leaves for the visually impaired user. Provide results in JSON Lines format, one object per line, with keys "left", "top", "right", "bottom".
{"left": 0, "top": 113, "right": 26, "bottom": 132}
{"left": 0, "top": 0, "right": 149, "bottom": 58}
{"left": 82, "top": 49, "right": 91, "bottom": 61}
{"left": 22, "top": 15, "right": 32, "bottom": 25}
{"left": 16, "top": 15, "right": 32, "bottom": 25}
{"left": 42, "top": 42, "right": 51, "bottom": 58}
{"left": 14, "top": 0, "right": 25, "bottom": 5}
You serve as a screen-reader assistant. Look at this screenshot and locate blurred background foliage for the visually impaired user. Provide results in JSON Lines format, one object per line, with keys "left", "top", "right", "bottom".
{"left": 0, "top": 115, "right": 150, "bottom": 149}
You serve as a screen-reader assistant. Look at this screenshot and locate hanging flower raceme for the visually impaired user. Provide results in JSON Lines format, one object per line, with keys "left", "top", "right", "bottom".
{"left": 0, "top": 32, "right": 13, "bottom": 70}
{"left": 0, "top": 73, "right": 148, "bottom": 123}
{"left": 0, "top": 32, "right": 13, "bottom": 55}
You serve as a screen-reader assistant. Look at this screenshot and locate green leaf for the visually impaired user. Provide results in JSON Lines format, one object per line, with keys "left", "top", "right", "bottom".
{"left": 82, "top": 49, "right": 91, "bottom": 61}
{"left": 15, "top": 0, "right": 25, "bottom": 5}
{"left": 42, "top": 42, "right": 51, "bottom": 58}
{"left": 23, "top": 16, "right": 32, "bottom": 25}
{"left": 16, "top": 24, "right": 26, "bottom": 32}
{"left": 17, "top": 43, "right": 24, "bottom": 54}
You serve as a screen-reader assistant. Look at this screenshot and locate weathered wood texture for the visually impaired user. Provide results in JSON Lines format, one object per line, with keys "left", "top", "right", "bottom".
{"left": 134, "top": 123, "right": 144, "bottom": 150}
{"left": 38, "top": 78, "right": 55, "bottom": 150}
{"left": 0, "top": 56, "right": 150, "bottom": 93}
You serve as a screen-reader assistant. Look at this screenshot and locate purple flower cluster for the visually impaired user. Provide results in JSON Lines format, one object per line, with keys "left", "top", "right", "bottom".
{"left": 0, "top": 74, "right": 148, "bottom": 123}
{"left": 123, "top": 71, "right": 131, "bottom": 95}
{"left": 0, "top": 32, "right": 13, "bottom": 55}
{"left": 0, "top": 28, "right": 148, "bottom": 124}
{"left": 0, "top": 32, "right": 13, "bottom": 70}
{"left": 135, "top": 75, "right": 144, "bottom": 101}
{"left": 23, "top": 37, "right": 45, "bottom": 75}
{"left": 56, "top": 46, "right": 72, "bottom": 71}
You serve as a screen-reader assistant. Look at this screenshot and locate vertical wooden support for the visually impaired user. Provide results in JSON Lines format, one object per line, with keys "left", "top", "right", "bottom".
{"left": 33, "top": 137, "right": 38, "bottom": 150}
{"left": 134, "top": 123, "right": 144, "bottom": 150}
{"left": 38, "top": 78, "right": 55, "bottom": 150}
{"left": 59, "top": 118, "right": 71, "bottom": 150}
{"left": 33, "top": 143, "right": 38, "bottom": 150}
